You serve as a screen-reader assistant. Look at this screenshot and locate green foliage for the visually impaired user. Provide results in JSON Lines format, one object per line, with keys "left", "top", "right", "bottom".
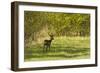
{"left": 24, "top": 11, "right": 90, "bottom": 61}
{"left": 24, "top": 11, "right": 90, "bottom": 42}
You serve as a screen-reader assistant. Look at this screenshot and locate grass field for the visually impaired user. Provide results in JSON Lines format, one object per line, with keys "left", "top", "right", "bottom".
{"left": 24, "top": 36, "right": 90, "bottom": 61}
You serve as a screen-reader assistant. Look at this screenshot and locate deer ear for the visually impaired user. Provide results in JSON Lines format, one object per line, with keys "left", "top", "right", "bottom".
{"left": 48, "top": 32, "right": 50, "bottom": 36}
{"left": 48, "top": 32, "right": 54, "bottom": 37}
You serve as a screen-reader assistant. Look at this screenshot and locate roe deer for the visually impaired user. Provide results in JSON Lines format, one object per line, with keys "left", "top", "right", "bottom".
{"left": 43, "top": 34, "right": 54, "bottom": 52}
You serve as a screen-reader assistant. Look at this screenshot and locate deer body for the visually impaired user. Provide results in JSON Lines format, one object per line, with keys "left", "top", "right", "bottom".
{"left": 43, "top": 35, "right": 54, "bottom": 52}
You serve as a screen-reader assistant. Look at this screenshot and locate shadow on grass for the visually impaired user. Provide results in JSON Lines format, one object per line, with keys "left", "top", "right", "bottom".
{"left": 25, "top": 47, "right": 89, "bottom": 53}
{"left": 24, "top": 46, "right": 90, "bottom": 61}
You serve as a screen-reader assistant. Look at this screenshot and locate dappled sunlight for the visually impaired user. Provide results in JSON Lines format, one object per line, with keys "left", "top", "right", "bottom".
{"left": 24, "top": 11, "right": 90, "bottom": 62}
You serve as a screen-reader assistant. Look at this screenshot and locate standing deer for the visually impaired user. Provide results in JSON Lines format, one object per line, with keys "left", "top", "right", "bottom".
{"left": 43, "top": 34, "right": 54, "bottom": 52}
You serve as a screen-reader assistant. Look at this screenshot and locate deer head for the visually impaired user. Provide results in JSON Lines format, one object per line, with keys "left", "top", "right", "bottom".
{"left": 49, "top": 34, "right": 54, "bottom": 40}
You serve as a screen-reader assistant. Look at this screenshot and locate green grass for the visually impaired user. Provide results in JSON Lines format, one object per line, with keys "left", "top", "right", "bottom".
{"left": 24, "top": 36, "right": 90, "bottom": 61}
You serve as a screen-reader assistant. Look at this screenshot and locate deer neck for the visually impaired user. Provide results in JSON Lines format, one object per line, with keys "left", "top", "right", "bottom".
{"left": 50, "top": 38, "right": 53, "bottom": 41}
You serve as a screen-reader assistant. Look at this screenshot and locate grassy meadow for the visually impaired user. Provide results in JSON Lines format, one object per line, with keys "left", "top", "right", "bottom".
{"left": 24, "top": 36, "right": 90, "bottom": 61}
{"left": 24, "top": 11, "right": 90, "bottom": 62}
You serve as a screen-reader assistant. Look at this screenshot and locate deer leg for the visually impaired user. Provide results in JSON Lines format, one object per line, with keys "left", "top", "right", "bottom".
{"left": 43, "top": 45, "right": 46, "bottom": 52}
{"left": 48, "top": 45, "right": 50, "bottom": 51}
{"left": 46, "top": 46, "right": 49, "bottom": 52}
{"left": 43, "top": 45, "right": 48, "bottom": 52}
